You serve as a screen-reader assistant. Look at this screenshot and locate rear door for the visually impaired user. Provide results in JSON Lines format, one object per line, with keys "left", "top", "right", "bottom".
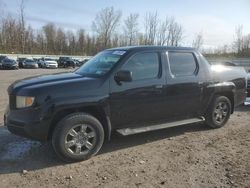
{"left": 163, "top": 51, "right": 203, "bottom": 119}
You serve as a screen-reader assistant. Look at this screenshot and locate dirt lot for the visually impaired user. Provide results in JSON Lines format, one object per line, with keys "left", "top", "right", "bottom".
{"left": 0, "top": 69, "right": 249, "bottom": 188}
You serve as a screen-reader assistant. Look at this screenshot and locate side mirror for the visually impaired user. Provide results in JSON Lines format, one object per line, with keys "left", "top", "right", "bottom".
{"left": 114, "top": 70, "right": 132, "bottom": 85}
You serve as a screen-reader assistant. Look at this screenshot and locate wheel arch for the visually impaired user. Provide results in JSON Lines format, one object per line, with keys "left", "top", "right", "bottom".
{"left": 206, "top": 82, "right": 236, "bottom": 114}
{"left": 47, "top": 105, "right": 112, "bottom": 141}
{"left": 214, "top": 91, "right": 234, "bottom": 113}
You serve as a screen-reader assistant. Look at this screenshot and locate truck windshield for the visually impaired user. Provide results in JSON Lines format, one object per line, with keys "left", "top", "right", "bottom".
{"left": 75, "top": 50, "right": 126, "bottom": 77}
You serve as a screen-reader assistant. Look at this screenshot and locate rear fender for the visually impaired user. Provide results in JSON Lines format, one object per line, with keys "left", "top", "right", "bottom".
{"left": 202, "top": 82, "right": 236, "bottom": 114}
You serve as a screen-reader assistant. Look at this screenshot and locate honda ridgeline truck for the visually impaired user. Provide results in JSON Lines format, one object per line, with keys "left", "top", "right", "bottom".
{"left": 4, "top": 46, "right": 247, "bottom": 162}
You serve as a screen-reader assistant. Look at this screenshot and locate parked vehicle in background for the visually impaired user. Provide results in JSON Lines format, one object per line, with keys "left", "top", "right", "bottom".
{"left": 63, "top": 59, "right": 77, "bottom": 68}
{"left": 22, "top": 59, "right": 39, "bottom": 69}
{"left": 32, "top": 58, "right": 40, "bottom": 62}
{"left": 58, "top": 57, "right": 80, "bottom": 68}
{"left": 0, "top": 55, "right": 7, "bottom": 62}
{"left": 0, "top": 55, "right": 7, "bottom": 68}
{"left": 17, "top": 58, "right": 27, "bottom": 68}
{"left": 220, "top": 61, "right": 236, "bottom": 66}
{"left": 36, "top": 58, "right": 43, "bottom": 68}
{"left": 58, "top": 56, "right": 71, "bottom": 67}
{"left": 247, "top": 73, "right": 250, "bottom": 97}
{"left": 0, "top": 58, "right": 18, "bottom": 69}
{"left": 39, "top": 58, "right": 58, "bottom": 68}
{"left": 77, "top": 58, "right": 91, "bottom": 67}
{"left": 245, "top": 73, "right": 250, "bottom": 105}
{"left": 4, "top": 46, "right": 247, "bottom": 162}
{"left": 73, "top": 59, "right": 81, "bottom": 67}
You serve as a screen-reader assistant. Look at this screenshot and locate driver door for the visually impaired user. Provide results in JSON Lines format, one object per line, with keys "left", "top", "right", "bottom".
{"left": 109, "top": 51, "right": 166, "bottom": 129}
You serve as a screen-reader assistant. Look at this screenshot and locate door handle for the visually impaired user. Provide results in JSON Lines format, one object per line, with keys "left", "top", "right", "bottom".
{"left": 155, "top": 85, "right": 163, "bottom": 89}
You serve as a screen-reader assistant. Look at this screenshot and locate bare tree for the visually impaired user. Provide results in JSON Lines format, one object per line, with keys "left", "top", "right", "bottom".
{"left": 77, "top": 29, "right": 85, "bottom": 55}
{"left": 43, "top": 23, "right": 56, "bottom": 54}
{"left": 168, "top": 19, "right": 183, "bottom": 46}
{"left": 234, "top": 25, "right": 243, "bottom": 55}
{"left": 157, "top": 16, "right": 170, "bottom": 46}
{"left": 19, "top": 0, "right": 26, "bottom": 53}
{"left": 67, "top": 31, "right": 76, "bottom": 55}
{"left": 55, "top": 27, "right": 67, "bottom": 55}
{"left": 242, "top": 34, "right": 250, "bottom": 56}
{"left": 123, "top": 13, "right": 139, "bottom": 46}
{"left": 25, "top": 25, "right": 35, "bottom": 54}
{"left": 192, "top": 31, "right": 203, "bottom": 50}
{"left": 1, "top": 15, "right": 20, "bottom": 53}
{"left": 36, "top": 30, "right": 46, "bottom": 54}
{"left": 92, "top": 7, "right": 122, "bottom": 49}
{"left": 0, "top": 6, "right": 189, "bottom": 55}
{"left": 232, "top": 25, "right": 250, "bottom": 56}
{"left": 144, "top": 11, "right": 159, "bottom": 45}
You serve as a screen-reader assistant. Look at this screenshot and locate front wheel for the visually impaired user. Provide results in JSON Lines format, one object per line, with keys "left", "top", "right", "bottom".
{"left": 205, "top": 96, "right": 232, "bottom": 128}
{"left": 52, "top": 112, "right": 104, "bottom": 162}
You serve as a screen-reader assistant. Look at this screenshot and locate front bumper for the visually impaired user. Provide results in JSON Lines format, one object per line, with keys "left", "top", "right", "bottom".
{"left": 46, "top": 64, "right": 58, "bottom": 68}
{"left": 4, "top": 106, "right": 51, "bottom": 141}
{"left": 1, "top": 64, "right": 18, "bottom": 69}
{"left": 245, "top": 97, "right": 250, "bottom": 105}
{"left": 23, "top": 64, "right": 38, "bottom": 69}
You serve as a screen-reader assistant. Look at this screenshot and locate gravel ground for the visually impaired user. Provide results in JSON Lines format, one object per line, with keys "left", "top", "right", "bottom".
{"left": 0, "top": 69, "right": 249, "bottom": 188}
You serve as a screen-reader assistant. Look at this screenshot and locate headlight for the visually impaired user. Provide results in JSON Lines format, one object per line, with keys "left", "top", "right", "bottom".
{"left": 16, "top": 96, "right": 35, "bottom": 108}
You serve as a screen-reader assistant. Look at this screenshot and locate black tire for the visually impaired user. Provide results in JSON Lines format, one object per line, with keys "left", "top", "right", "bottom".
{"left": 52, "top": 112, "right": 104, "bottom": 162}
{"left": 205, "top": 96, "right": 232, "bottom": 128}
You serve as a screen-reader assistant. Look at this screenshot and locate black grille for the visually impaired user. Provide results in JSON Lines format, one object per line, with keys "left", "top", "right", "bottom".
{"left": 9, "top": 95, "right": 16, "bottom": 109}
{"left": 247, "top": 79, "right": 250, "bottom": 97}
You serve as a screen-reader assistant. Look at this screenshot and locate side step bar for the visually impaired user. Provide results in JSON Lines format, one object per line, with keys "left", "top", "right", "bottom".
{"left": 117, "top": 117, "right": 205, "bottom": 136}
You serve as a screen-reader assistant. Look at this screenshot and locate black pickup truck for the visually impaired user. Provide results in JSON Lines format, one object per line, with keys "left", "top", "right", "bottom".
{"left": 4, "top": 46, "right": 247, "bottom": 162}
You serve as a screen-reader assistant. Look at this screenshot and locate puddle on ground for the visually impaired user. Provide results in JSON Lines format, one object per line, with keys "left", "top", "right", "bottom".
{"left": 0, "top": 127, "right": 9, "bottom": 136}
{"left": 0, "top": 140, "right": 41, "bottom": 161}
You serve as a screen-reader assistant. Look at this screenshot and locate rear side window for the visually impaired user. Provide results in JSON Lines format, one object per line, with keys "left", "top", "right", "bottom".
{"left": 168, "top": 52, "right": 197, "bottom": 77}
{"left": 122, "top": 52, "right": 160, "bottom": 80}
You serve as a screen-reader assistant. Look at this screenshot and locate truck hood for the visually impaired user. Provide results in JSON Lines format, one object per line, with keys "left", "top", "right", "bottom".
{"left": 3, "top": 61, "right": 16, "bottom": 65}
{"left": 8, "top": 72, "right": 100, "bottom": 95}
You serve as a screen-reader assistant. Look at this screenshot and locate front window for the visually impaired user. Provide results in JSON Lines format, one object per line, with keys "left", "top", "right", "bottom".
{"left": 26, "top": 60, "right": 34, "bottom": 63}
{"left": 44, "top": 58, "right": 53, "bottom": 61}
{"left": 122, "top": 52, "right": 160, "bottom": 81}
{"left": 4, "top": 59, "right": 15, "bottom": 64}
{"left": 76, "top": 50, "right": 126, "bottom": 76}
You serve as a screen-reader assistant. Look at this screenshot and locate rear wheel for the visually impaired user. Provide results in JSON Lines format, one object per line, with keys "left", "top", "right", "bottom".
{"left": 205, "top": 96, "right": 231, "bottom": 128}
{"left": 52, "top": 112, "right": 104, "bottom": 162}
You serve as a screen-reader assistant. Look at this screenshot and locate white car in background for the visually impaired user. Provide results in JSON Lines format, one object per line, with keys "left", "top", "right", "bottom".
{"left": 39, "top": 58, "right": 58, "bottom": 68}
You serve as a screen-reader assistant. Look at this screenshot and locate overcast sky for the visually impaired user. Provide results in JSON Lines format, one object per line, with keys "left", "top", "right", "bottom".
{"left": 1, "top": 0, "right": 250, "bottom": 48}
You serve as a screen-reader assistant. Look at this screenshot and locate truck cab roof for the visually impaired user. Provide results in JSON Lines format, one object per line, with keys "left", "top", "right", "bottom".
{"left": 108, "top": 46, "right": 195, "bottom": 52}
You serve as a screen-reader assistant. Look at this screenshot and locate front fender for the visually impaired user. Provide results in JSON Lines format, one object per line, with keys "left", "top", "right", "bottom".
{"left": 43, "top": 95, "right": 112, "bottom": 141}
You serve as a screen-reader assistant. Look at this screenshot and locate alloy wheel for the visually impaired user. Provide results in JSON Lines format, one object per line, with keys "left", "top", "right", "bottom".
{"left": 64, "top": 124, "right": 97, "bottom": 155}
{"left": 213, "top": 101, "right": 229, "bottom": 124}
